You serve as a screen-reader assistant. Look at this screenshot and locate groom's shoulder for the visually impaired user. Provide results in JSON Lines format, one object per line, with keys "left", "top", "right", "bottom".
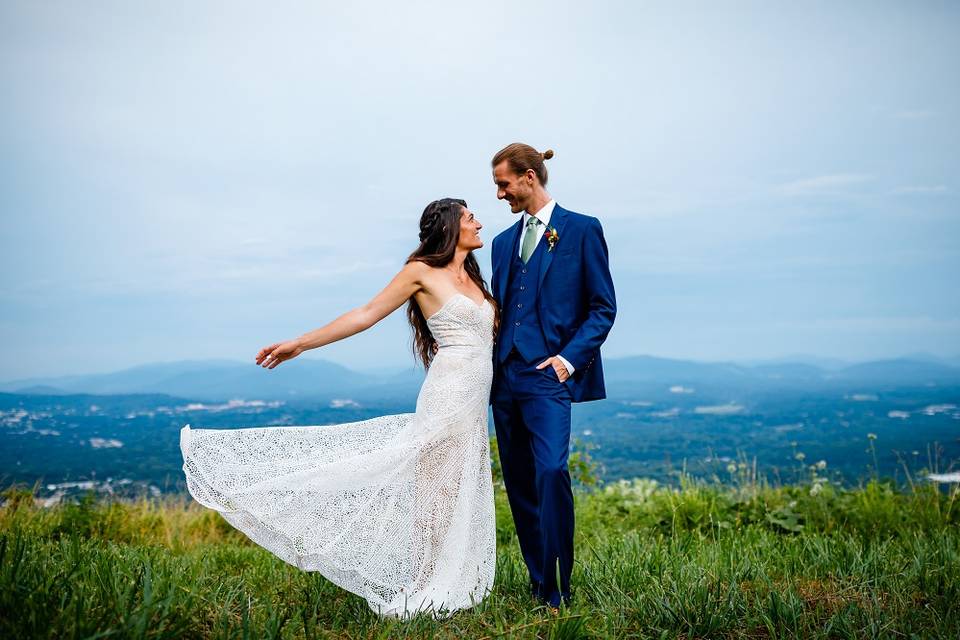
{"left": 492, "top": 225, "right": 516, "bottom": 246}
{"left": 556, "top": 204, "right": 603, "bottom": 230}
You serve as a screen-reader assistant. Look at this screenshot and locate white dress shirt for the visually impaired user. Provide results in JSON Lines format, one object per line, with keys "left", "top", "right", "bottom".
{"left": 515, "top": 199, "right": 575, "bottom": 376}
{"left": 518, "top": 199, "right": 556, "bottom": 257}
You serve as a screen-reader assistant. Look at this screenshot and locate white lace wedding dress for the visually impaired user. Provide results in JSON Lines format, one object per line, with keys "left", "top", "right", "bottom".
{"left": 180, "top": 293, "right": 496, "bottom": 618}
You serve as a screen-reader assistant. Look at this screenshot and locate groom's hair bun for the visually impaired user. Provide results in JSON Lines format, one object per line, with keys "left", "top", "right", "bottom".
{"left": 492, "top": 143, "right": 553, "bottom": 186}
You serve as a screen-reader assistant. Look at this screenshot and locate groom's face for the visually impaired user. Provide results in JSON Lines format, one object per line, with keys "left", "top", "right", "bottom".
{"left": 493, "top": 162, "right": 534, "bottom": 215}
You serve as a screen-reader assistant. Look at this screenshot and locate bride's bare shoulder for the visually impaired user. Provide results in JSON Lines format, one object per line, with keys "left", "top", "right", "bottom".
{"left": 399, "top": 261, "right": 448, "bottom": 299}
{"left": 403, "top": 260, "right": 446, "bottom": 282}
{"left": 400, "top": 260, "right": 432, "bottom": 279}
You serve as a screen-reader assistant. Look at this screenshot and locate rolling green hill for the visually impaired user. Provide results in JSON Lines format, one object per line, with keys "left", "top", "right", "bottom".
{"left": 2, "top": 466, "right": 958, "bottom": 639}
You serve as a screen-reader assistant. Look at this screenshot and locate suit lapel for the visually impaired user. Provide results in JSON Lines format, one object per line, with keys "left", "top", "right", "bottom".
{"left": 496, "top": 217, "right": 524, "bottom": 300}
{"left": 537, "top": 204, "right": 569, "bottom": 292}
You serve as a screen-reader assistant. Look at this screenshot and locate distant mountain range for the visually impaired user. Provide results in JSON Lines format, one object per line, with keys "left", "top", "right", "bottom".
{"left": 739, "top": 352, "right": 960, "bottom": 371}
{"left": 2, "top": 354, "right": 958, "bottom": 403}
{"left": 0, "top": 358, "right": 425, "bottom": 403}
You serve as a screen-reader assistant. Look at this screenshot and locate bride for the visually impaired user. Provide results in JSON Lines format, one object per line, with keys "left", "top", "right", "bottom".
{"left": 180, "top": 198, "right": 499, "bottom": 619}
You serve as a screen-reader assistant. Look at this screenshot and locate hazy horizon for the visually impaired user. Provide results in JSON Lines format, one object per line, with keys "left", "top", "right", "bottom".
{"left": 3, "top": 349, "right": 960, "bottom": 387}
{"left": 2, "top": 1, "right": 958, "bottom": 380}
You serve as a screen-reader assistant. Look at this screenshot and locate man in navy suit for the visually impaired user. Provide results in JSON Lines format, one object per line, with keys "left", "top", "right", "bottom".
{"left": 489, "top": 142, "right": 617, "bottom": 609}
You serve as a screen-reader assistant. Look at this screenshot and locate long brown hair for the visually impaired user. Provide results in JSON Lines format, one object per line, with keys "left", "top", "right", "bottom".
{"left": 405, "top": 198, "right": 499, "bottom": 369}
{"left": 491, "top": 143, "right": 555, "bottom": 185}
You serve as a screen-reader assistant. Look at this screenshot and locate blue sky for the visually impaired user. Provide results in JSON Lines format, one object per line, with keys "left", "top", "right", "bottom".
{"left": 1, "top": 1, "right": 958, "bottom": 379}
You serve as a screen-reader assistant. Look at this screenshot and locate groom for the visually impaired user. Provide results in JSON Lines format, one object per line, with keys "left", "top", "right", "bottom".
{"left": 489, "top": 143, "right": 617, "bottom": 609}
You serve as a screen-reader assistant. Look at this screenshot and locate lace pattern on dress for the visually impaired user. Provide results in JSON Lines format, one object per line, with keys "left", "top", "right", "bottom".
{"left": 181, "top": 293, "right": 496, "bottom": 618}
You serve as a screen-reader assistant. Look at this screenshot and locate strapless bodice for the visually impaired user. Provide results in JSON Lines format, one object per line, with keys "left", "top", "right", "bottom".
{"left": 425, "top": 293, "right": 495, "bottom": 353}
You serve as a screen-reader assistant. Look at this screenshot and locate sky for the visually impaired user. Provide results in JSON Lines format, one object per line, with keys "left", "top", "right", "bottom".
{"left": 1, "top": 1, "right": 958, "bottom": 380}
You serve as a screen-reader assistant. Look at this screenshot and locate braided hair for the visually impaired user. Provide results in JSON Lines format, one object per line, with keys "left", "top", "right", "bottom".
{"left": 405, "top": 198, "right": 499, "bottom": 369}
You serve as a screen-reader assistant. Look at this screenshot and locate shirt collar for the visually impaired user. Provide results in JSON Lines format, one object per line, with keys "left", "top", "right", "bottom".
{"left": 524, "top": 199, "right": 556, "bottom": 228}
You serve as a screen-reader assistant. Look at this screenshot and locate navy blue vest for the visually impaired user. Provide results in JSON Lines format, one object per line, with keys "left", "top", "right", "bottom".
{"left": 497, "top": 237, "right": 550, "bottom": 363}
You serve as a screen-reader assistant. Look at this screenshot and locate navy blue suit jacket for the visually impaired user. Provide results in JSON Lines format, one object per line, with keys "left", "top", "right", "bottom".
{"left": 490, "top": 204, "right": 616, "bottom": 403}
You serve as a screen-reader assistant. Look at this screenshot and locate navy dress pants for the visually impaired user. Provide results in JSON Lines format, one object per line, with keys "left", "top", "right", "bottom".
{"left": 491, "top": 348, "right": 574, "bottom": 607}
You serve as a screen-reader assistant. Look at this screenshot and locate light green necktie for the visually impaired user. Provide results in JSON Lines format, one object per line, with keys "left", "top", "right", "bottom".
{"left": 520, "top": 216, "right": 542, "bottom": 263}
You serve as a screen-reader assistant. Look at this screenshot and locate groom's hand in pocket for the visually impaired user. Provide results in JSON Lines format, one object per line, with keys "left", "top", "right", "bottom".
{"left": 537, "top": 356, "right": 570, "bottom": 382}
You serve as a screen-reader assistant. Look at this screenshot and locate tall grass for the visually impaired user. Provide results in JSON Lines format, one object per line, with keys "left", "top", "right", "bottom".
{"left": 2, "top": 440, "right": 959, "bottom": 638}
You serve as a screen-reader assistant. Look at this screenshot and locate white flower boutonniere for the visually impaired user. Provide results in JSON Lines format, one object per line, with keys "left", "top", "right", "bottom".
{"left": 543, "top": 225, "right": 559, "bottom": 252}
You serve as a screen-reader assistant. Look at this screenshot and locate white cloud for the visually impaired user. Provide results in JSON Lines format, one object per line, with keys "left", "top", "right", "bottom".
{"left": 777, "top": 174, "right": 874, "bottom": 196}
{"left": 770, "top": 316, "right": 960, "bottom": 333}
{"left": 891, "top": 185, "right": 949, "bottom": 195}
{"left": 2, "top": 2, "right": 959, "bottom": 378}
{"left": 894, "top": 109, "right": 936, "bottom": 120}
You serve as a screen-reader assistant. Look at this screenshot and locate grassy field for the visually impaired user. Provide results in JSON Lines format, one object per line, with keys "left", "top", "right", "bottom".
{"left": 2, "top": 449, "right": 959, "bottom": 639}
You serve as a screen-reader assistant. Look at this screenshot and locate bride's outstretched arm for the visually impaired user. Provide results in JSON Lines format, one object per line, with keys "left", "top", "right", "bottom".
{"left": 296, "top": 261, "right": 428, "bottom": 350}
{"left": 255, "top": 261, "right": 428, "bottom": 369}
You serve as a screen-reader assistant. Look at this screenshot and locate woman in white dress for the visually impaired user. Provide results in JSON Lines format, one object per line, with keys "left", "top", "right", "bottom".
{"left": 180, "top": 198, "right": 500, "bottom": 619}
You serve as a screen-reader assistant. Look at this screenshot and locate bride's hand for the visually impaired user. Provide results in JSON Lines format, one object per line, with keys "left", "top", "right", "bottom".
{"left": 256, "top": 340, "right": 305, "bottom": 369}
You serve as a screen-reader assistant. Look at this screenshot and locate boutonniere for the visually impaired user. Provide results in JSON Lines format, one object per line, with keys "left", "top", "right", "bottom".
{"left": 543, "top": 225, "right": 559, "bottom": 251}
